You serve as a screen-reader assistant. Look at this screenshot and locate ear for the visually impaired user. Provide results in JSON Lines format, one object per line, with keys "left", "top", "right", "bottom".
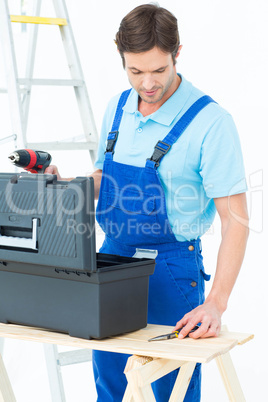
{"left": 175, "top": 45, "right": 183, "bottom": 60}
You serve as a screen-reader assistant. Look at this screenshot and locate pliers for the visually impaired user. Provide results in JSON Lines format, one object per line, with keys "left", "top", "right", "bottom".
{"left": 148, "top": 325, "right": 200, "bottom": 342}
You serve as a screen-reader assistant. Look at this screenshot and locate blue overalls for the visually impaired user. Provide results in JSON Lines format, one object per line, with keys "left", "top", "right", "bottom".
{"left": 94, "top": 90, "right": 214, "bottom": 401}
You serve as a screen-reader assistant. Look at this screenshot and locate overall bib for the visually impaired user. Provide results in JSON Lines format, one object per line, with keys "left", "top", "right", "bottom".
{"left": 94, "top": 91, "right": 213, "bottom": 402}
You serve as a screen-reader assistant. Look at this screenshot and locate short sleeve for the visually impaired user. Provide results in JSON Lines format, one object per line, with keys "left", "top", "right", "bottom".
{"left": 200, "top": 113, "right": 247, "bottom": 198}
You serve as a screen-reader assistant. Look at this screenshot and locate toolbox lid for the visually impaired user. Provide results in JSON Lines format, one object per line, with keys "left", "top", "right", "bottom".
{"left": 0, "top": 173, "right": 97, "bottom": 272}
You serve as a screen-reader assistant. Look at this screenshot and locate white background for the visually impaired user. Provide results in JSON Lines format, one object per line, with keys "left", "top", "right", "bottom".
{"left": 0, "top": 0, "right": 267, "bottom": 401}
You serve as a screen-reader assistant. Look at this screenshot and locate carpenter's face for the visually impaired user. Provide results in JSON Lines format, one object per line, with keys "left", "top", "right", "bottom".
{"left": 124, "top": 46, "right": 180, "bottom": 107}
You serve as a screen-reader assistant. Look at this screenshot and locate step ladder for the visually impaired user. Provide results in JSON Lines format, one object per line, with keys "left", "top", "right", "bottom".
{"left": 0, "top": 0, "right": 96, "bottom": 400}
{"left": 43, "top": 344, "right": 92, "bottom": 402}
{"left": 0, "top": 337, "right": 92, "bottom": 402}
{"left": 0, "top": 0, "right": 98, "bottom": 162}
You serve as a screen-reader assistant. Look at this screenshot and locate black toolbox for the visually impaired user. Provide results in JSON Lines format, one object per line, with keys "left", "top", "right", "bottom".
{"left": 0, "top": 173, "right": 155, "bottom": 339}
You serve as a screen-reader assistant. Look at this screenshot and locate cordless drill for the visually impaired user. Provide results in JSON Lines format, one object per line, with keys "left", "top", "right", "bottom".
{"left": 8, "top": 149, "right": 52, "bottom": 173}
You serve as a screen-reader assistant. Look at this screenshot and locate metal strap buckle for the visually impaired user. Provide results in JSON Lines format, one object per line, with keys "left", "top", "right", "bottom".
{"left": 147, "top": 140, "right": 171, "bottom": 167}
{"left": 154, "top": 140, "right": 171, "bottom": 154}
{"left": 105, "top": 131, "right": 119, "bottom": 154}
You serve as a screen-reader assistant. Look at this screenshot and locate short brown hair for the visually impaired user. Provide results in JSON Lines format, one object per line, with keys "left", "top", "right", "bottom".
{"left": 115, "top": 4, "right": 180, "bottom": 67}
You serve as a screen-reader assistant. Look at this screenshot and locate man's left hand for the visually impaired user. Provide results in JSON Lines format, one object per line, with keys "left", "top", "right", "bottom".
{"left": 173, "top": 300, "right": 222, "bottom": 339}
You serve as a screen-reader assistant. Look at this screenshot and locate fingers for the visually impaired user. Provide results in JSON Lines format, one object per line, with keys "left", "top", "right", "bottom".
{"left": 188, "top": 319, "right": 219, "bottom": 339}
{"left": 173, "top": 315, "right": 189, "bottom": 332}
{"left": 177, "top": 319, "right": 220, "bottom": 339}
{"left": 44, "top": 165, "right": 56, "bottom": 174}
{"left": 173, "top": 313, "right": 199, "bottom": 338}
{"left": 173, "top": 302, "right": 222, "bottom": 339}
{"left": 199, "top": 323, "right": 221, "bottom": 338}
{"left": 44, "top": 165, "right": 61, "bottom": 180}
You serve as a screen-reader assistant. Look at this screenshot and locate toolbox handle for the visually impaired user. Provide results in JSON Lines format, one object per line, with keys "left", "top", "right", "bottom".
{"left": 132, "top": 248, "right": 158, "bottom": 259}
{"left": 0, "top": 218, "right": 38, "bottom": 250}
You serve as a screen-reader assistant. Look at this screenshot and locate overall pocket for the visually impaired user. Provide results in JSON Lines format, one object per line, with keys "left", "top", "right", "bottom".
{"left": 161, "top": 256, "right": 200, "bottom": 312}
{"left": 147, "top": 256, "right": 198, "bottom": 325}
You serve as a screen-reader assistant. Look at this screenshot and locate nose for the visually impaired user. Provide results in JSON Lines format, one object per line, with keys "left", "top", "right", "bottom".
{"left": 142, "top": 74, "right": 156, "bottom": 90}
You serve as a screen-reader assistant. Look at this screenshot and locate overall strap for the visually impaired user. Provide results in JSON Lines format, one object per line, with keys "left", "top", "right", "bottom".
{"left": 146, "top": 95, "right": 216, "bottom": 169}
{"left": 105, "top": 89, "right": 132, "bottom": 157}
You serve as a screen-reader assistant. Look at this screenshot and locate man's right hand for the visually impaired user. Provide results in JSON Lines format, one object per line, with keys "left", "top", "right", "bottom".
{"left": 44, "top": 165, "right": 62, "bottom": 180}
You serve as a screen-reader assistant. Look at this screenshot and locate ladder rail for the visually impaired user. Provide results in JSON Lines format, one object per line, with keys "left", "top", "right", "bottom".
{"left": 43, "top": 344, "right": 66, "bottom": 402}
{"left": 0, "top": 0, "right": 26, "bottom": 148}
{"left": 0, "top": 1, "right": 99, "bottom": 398}
{"left": 53, "top": 0, "right": 98, "bottom": 161}
{"left": 0, "top": 0, "right": 98, "bottom": 159}
{"left": 21, "top": 0, "right": 42, "bottom": 141}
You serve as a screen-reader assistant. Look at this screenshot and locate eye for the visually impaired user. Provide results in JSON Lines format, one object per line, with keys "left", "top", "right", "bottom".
{"left": 131, "top": 70, "right": 141, "bottom": 75}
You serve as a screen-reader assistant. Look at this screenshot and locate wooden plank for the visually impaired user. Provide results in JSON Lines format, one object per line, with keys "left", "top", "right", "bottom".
{"left": 10, "top": 15, "right": 67, "bottom": 26}
{"left": 0, "top": 354, "right": 16, "bottom": 402}
{"left": 218, "top": 331, "right": 254, "bottom": 345}
{"left": 220, "top": 325, "right": 254, "bottom": 345}
{"left": 0, "top": 323, "right": 253, "bottom": 364}
{"left": 215, "top": 352, "right": 246, "bottom": 402}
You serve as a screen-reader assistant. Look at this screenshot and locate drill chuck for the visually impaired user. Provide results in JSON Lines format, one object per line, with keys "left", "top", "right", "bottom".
{"left": 8, "top": 152, "right": 20, "bottom": 163}
{"left": 8, "top": 149, "right": 52, "bottom": 173}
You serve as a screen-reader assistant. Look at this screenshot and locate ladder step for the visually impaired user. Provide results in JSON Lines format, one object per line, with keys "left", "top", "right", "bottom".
{"left": 58, "top": 349, "right": 92, "bottom": 366}
{"left": 18, "top": 78, "right": 84, "bottom": 87}
{"left": 27, "top": 141, "right": 98, "bottom": 151}
{"left": 10, "top": 15, "right": 67, "bottom": 26}
{"left": 0, "top": 134, "right": 17, "bottom": 145}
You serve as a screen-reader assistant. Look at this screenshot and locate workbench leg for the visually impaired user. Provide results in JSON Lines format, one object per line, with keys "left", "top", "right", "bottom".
{"left": 0, "top": 353, "right": 16, "bottom": 402}
{"left": 123, "top": 355, "right": 187, "bottom": 402}
{"left": 122, "top": 385, "right": 135, "bottom": 402}
{"left": 169, "top": 361, "right": 196, "bottom": 402}
{"left": 123, "top": 355, "right": 155, "bottom": 402}
{"left": 215, "top": 351, "right": 246, "bottom": 402}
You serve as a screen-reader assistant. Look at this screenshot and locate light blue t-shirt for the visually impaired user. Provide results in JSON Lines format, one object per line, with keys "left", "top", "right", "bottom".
{"left": 95, "top": 75, "right": 247, "bottom": 241}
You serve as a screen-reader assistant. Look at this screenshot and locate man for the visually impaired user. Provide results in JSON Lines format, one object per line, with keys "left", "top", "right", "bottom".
{"left": 47, "top": 4, "right": 249, "bottom": 401}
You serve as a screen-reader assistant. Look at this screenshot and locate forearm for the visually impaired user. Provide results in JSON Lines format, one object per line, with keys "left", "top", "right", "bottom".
{"left": 64, "top": 169, "right": 103, "bottom": 199}
{"left": 206, "top": 217, "right": 249, "bottom": 313}
{"left": 174, "top": 193, "right": 249, "bottom": 338}
{"left": 90, "top": 169, "right": 102, "bottom": 199}
{"left": 45, "top": 165, "right": 102, "bottom": 200}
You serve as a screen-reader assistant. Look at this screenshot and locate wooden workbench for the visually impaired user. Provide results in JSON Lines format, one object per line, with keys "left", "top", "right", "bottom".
{"left": 0, "top": 323, "right": 253, "bottom": 401}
